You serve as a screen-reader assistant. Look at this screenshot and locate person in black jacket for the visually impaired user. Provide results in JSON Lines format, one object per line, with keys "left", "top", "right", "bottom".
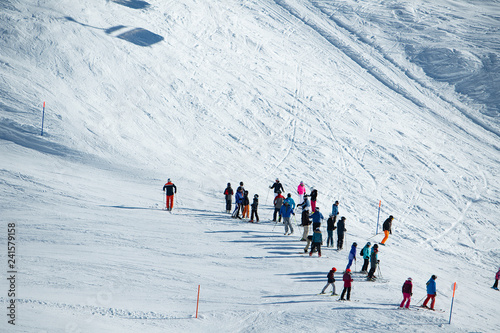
{"left": 270, "top": 178, "right": 284, "bottom": 198}
{"left": 162, "top": 179, "right": 177, "bottom": 211}
{"left": 224, "top": 183, "right": 234, "bottom": 213}
{"left": 380, "top": 215, "right": 394, "bottom": 245}
{"left": 336, "top": 216, "right": 346, "bottom": 250}
{"left": 250, "top": 194, "right": 259, "bottom": 223}
{"left": 326, "top": 214, "right": 337, "bottom": 247}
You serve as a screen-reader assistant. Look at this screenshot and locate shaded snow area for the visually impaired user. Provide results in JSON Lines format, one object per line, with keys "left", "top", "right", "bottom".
{"left": 1, "top": 0, "right": 499, "bottom": 332}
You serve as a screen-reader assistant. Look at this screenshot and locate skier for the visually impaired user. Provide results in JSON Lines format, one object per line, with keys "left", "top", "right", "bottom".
{"left": 297, "top": 181, "right": 306, "bottom": 204}
{"left": 367, "top": 244, "right": 379, "bottom": 281}
{"left": 320, "top": 267, "right": 337, "bottom": 295}
{"left": 493, "top": 267, "right": 500, "bottom": 290}
{"left": 232, "top": 188, "right": 244, "bottom": 219}
{"left": 309, "top": 207, "right": 324, "bottom": 231}
{"left": 223, "top": 183, "right": 234, "bottom": 213}
{"left": 336, "top": 216, "right": 347, "bottom": 250}
{"left": 380, "top": 215, "right": 394, "bottom": 245}
{"left": 303, "top": 234, "right": 313, "bottom": 253}
{"left": 422, "top": 275, "right": 437, "bottom": 310}
{"left": 400, "top": 277, "right": 413, "bottom": 309}
{"left": 237, "top": 181, "right": 245, "bottom": 193}
{"left": 280, "top": 201, "right": 295, "bottom": 235}
{"left": 249, "top": 194, "right": 259, "bottom": 223}
{"left": 273, "top": 191, "right": 285, "bottom": 222}
{"left": 309, "top": 228, "right": 322, "bottom": 257}
{"left": 310, "top": 187, "right": 318, "bottom": 212}
{"left": 284, "top": 193, "right": 296, "bottom": 210}
{"left": 270, "top": 178, "right": 284, "bottom": 198}
{"left": 340, "top": 269, "right": 353, "bottom": 301}
{"left": 242, "top": 191, "right": 250, "bottom": 218}
{"left": 346, "top": 242, "right": 357, "bottom": 270}
{"left": 360, "top": 242, "right": 371, "bottom": 273}
{"left": 326, "top": 214, "right": 337, "bottom": 247}
{"left": 298, "top": 194, "right": 311, "bottom": 241}
{"left": 331, "top": 200, "right": 339, "bottom": 223}
{"left": 162, "top": 178, "right": 177, "bottom": 211}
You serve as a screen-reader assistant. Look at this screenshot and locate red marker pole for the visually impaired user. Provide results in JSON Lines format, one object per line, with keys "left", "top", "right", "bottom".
{"left": 195, "top": 285, "right": 200, "bottom": 319}
{"left": 375, "top": 200, "right": 382, "bottom": 234}
{"left": 449, "top": 282, "right": 457, "bottom": 324}
{"left": 41, "top": 101, "right": 46, "bottom": 136}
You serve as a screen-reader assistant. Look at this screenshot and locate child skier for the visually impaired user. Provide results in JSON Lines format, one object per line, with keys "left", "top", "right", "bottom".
{"left": 367, "top": 244, "right": 379, "bottom": 281}
{"left": 422, "top": 275, "right": 437, "bottom": 310}
{"left": 493, "top": 267, "right": 500, "bottom": 290}
{"left": 249, "top": 194, "right": 259, "bottom": 223}
{"left": 320, "top": 267, "right": 337, "bottom": 295}
{"left": 242, "top": 190, "right": 250, "bottom": 218}
{"left": 340, "top": 269, "right": 353, "bottom": 301}
{"left": 280, "top": 201, "right": 295, "bottom": 235}
{"left": 360, "top": 242, "right": 371, "bottom": 273}
{"left": 400, "top": 277, "right": 413, "bottom": 309}
{"left": 309, "top": 228, "right": 323, "bottom": 257}
{"left": 346, "top": 242, "right": 357, "bottom": 270}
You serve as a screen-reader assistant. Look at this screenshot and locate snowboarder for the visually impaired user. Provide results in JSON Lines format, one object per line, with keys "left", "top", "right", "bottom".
{"left": 493, "top": 267, "right": 500, "bottom": 290}
{"left": 273, "top": 191, "right": 285, "bottom": 222}
{"left": 297, "top": 181, "right": 306, "bottom": 204}
{"left": 320, "top": 267, "right": 337, "bottom": 295}
{"left": 298, "top": 194, "right": 311, "bottom": 241}
{"left": 309, "top": 206, "right": 324, "bottom": 231}
{"left": 340, "top": 269, "right": 353, "bottom": 301}
{"left": 346, "top": 242, "right": 357, "bottom": 270}
{"left": 249, "top": 194, "right": 259, "bottom": 223}
{"left": 232, "top": 188, "right": 244, "bottom": 219}
{"left": 326, "top": 214, "right": 337, "bottom": 247}
{"left": 270, "top": 178, "right": 284, "bottom": 198}
{"left": 422, "top": 275, "right": 437, "bottom": 310}
{"left": 280, "top": 201, "right": 295, "bottom": 235}
{"left": 331, "top": 200, "right": 339, "bottom": 223}
{"left": 400, "top": 277, "right": 413, "bottom": 309}
{"left": 223, "top": 183, "right": 234, "bottom": 213}
{"left": 309, "top": 228, "right": 322, "bottom": 257}
{"left": 380, "top": 215, "right": 394, "bottom": 245}
{"left": 242, "top": 191, "right": 250, "bottom": 218}
{"left": 162, "top": 178, "right": 177, "bottom": 211}
{"left": 336, "top": 216, "right": 347, "bottom": 250}
{"left": 367, "top": 244, "right": 379, "bottom": 281}
{"left": 360, "top": 242, "right": 371, "bottom": 273}
{"left": 310, "top": 187, "right": 318, "bottom": 212}
{"left": 284, "top": 193, "right": 296, "bottom": 210}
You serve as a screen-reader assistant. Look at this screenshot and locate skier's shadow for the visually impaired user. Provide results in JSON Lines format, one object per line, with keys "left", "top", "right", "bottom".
{"left": 112, "top": 0, "right": 150, "bottom": 10}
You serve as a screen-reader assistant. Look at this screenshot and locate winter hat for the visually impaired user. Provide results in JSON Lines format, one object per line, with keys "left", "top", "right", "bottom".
{"left": 315, "top": 228, "right": 321, "bottom": 232}
{"left": 341, "top": 216, "right": 346, "bottom": 220}
{"left": 407, "top": 277, "right": 412, "bottom": 281}
{"left": 168, "top": 178, "right": 171, "bottom": 182}
{"left": 332, "top": 267, "right": 337, "bottom": 272}
{"left": 373, "top": 244, "right": 379, "bottom": 249}
{"left": 227, "top": 182, "right": 231, "bottom": 186}
{"left": 431, "top": 275, "right": 437, "bottom": 280}
{"left": 367, "top": 242, "right": 371, "bottom": 246}
{"left": 334, "top": 201, "right": 339, "bottom": 204}
{"left": 254, "top": 194, "right": 259, "bottom": 198}
{"left": 316, "top": 207, "right": 320, "bottom": 210}
{"left": 276, "top": 178, "right": 279, "bottom": 182}
{"left": 346, "top": 269, "right": 351, "bottom": 272}
{"left": 300, "top": 181, "right": 304, "bottom": 185}
{"left": 240, "top": 181, "right": 244, "bottom": 185}
{"left": 353, "top": 242, "right": 357, "bottom": 247}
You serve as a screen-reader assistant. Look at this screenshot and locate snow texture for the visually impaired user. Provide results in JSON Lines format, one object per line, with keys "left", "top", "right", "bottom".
{"left": 0, "top": 0, "right": 499, "bottom": 332}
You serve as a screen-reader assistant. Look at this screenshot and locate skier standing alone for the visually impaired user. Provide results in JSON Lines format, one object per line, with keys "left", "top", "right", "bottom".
{"left": 380, "top": 215, "right": 394, "bottom": 245}
{"left": 249, "top": 194, "right": 259, "bottom": 223}
{"left": 400, "top": 278, "right": 413, "bottom": 309}
{"left": 162, "top": 178, "right": 177, "bottom": 211}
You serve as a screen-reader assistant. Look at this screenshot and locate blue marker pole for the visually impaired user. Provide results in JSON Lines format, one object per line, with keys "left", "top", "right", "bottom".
{"left": 41, "top": 101, "right": 46, "bottom": 136}
{"left": 375, "top": 200, "right": 381, "bottom": 234}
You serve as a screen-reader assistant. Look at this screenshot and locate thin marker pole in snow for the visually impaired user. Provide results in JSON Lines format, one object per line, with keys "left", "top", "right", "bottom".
{"left": 195, "top": 285, "right": 200, "bottom": 319}
{"left": 375, "top": 200, "right": 381, "bottom": 235}
{"left": 41, "top": 101, "right": 45, "bottom": 136}
{"left": 449, "top": 282, "right": 457, "bottom": 324}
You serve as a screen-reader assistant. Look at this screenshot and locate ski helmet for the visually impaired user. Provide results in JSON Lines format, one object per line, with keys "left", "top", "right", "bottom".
{"left": 254, "top": 194, "right": 259, "bottom": 198}
{"left": 346, "top": 269, "right": 351, "bottom": 272}
{"left": 332, "top": 267, "right": 337, "bottom": 272}
{"left": 316, "top": 207, "right": 320, "bottom": 210}
{"left": 353, "top": 242, "right": 357, "bottom": 247}
{"left": 367, "top": 242, "right": 371, "bottom": 246}
{"left": 407, "top": 277, "right": 412, "bottom": 281}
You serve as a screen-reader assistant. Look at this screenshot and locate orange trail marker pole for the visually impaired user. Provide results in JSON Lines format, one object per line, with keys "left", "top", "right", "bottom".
{"left": 195, "top": 285, "right": 200, "bottom": 319}
{"left": 375, "top": 200, "right": 382, "bottom": 234}
{"left": 449, "top": 282, "right": 457, "bottom": 324}
{"left": 41, "top": 101, "right": 46, "bottom": 136}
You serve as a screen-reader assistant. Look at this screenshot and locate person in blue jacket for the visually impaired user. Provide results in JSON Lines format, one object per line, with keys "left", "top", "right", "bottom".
{"left": 232, "top": 188, "right": 244, "bottom": 219}
{"left": 361, "top": 242, "right": 371, "bottom": 273}
{"left": 284, "top": 193, "right": 296, "bottom": 210}
{"left": 331, "top": 200, "right": 339, "bottom": 223}
{"left": 280, "top": 201, "right": 295, "bottom": 235}
{"left": 346, "top": 242, "right": 357, "bottom": 270}
{"left": 422, "top": 275, "right": 437, "bottom": 310}
{"left": 309, "top": 228, "right": 323, "bottom": 257}
{"left": 309, "top": 207, "right": 324, "bottom": 231}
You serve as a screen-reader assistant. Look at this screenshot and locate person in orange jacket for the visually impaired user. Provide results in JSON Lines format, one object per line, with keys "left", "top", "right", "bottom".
{"left": 162, "top": 179, "right": 177, "bottom": 211}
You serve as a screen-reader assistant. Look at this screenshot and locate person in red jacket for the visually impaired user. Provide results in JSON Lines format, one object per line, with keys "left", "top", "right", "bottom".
{"left": 162, "top": 179, "right": 177, "bottom": 211}
{"left": 340, "top": 269, "right": 353, "bottom": 301}
{"left": 400, "top": 278, "right": 413, "bottom": 309}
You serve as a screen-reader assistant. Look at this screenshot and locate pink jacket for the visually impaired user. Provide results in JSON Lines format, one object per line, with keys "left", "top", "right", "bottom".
{"left": 297, "top": 184, "right": 306, "bottom": 195}
{"left": 496, "top": 269, "right": 500, "bottom": 280}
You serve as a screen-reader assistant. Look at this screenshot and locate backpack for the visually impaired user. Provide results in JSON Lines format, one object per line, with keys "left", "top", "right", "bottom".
{"left": 360, "top": 248, "right": 364, "bottom": 257}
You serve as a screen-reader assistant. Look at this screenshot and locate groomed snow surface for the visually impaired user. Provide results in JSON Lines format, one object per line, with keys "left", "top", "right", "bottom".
{"left": 1, "top": 0, "right": 499, "bottom": 332}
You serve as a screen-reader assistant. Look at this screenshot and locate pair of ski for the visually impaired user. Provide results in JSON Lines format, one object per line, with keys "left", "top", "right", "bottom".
{"left": 317, "top": 293, "right": 359, "bottom": 302}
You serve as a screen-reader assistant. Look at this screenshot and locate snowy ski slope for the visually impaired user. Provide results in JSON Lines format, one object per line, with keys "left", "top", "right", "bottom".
{"left": 1, "top": 0, "right": 499, "bottom": 332}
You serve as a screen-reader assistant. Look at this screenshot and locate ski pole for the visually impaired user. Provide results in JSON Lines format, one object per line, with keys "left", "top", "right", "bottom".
{"left": 415, "top": 295, "right": 426, "bottom": 306}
